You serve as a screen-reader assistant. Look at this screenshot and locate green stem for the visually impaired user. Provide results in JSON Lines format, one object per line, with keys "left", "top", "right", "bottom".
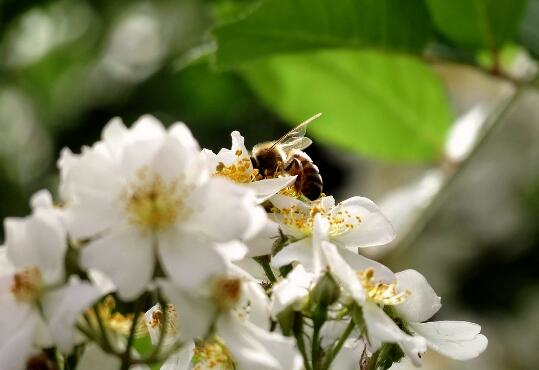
{"left": 93, "top": 304, "right": 114, "bottom": 352}
{"left": 320, "top": 320, "right": 355, "bottom": 370}
{"left": 120, "top": 300, "right": 143, "bottom": 370}
{"left": 311, "top": 321, "right": 322, "bottom": 370}
{"left": 254, "top": 255, "right": 277, "bottom": 283}
{"left": 366, "top": 350, "right": 380, "bottom": 370}
{"left": 293, "top": 313, "right": 312, "bottom": 370}
{"left": 394, "top": 84, "right": 526, "bottom": 255}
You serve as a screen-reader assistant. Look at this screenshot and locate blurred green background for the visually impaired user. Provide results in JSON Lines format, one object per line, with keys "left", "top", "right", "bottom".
{"left": 1, "top": 0, "right": 539, "bottom": 369}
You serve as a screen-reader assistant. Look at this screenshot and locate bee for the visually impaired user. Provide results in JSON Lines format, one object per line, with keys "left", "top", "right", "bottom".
{"left": 250, "top": 113, "right": 323, "bottom": 201}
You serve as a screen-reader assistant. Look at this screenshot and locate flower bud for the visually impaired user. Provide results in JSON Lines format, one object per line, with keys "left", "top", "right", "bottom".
{"left": 311, "top": 272, "right": 340, "bottom": 307}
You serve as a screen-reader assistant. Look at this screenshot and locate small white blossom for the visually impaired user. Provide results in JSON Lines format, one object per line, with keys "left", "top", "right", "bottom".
{"left": 160, "top": 265, "right": 302, "bottom": 370}
{"left": 319, "top": 242, "right": 427, "bottom": 365}
{"left": 0, "top": 191, "right": 101, "bottom": 370}
{"left": 203, "top": 131, "right": 296, "bottom": 203}
{"left": 270, "top": 195, "right": 395, "bottom": 270}
{"left": 59, "top": 116, "right": 266, "bottom": 300}
{"left": 393, "top": 270, "right": 488, "bottom": 361}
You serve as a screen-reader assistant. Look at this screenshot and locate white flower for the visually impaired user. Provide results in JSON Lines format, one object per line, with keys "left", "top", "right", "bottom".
{"left": 319, "top": 242, "right": 427, "bottom": 365}
{"left": 59, "top": 116, "right": 266, "bottom": 300}
{"left": 0, "top": 191, "right": 101, "bottom": 370}
{"left": 270, "top": 195, "right": 395, "bottom": 270}
{"left": 393, "top": 270, "right": 488, "bottom": 361}
{"left": 270, "top": 264, "right": 313, "bottom": 318}
{"left": 203, "top": 131, "right": 296, "bottom": 203}
{"left": 160, "top": 266, "right": 302, "bottom": 370}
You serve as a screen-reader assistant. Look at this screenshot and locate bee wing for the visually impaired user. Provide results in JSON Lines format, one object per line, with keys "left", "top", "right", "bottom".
{"left": 271, "top": 113, "right": 321, "bottom": 151}
{"left": 281, "top": 137, "right": 312, "bottom": 151}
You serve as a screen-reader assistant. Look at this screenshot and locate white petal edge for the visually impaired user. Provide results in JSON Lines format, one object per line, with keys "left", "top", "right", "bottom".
{"left": 394, "top": 269, "right": 442, "bottom": 323}
{"left": 80, "top": 228, "right": 154, "bottom": 301}
{"left": 409, "top": 321, "right": 488, "bottom": 360}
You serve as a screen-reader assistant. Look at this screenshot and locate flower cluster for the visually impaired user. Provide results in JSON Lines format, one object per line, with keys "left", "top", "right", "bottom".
{"left": 0, "top": 115, "right": 487, "bottom": 370}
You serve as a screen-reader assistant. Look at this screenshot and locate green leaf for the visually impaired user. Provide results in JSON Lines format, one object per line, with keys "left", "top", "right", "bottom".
{"left": 213, "top": 0, "right": 432, "bottom": 68}
{"left": 240, "top": 49, "right": 453, "bottom": 162}
{"left": 518, "top": 0, "right": 539, "bottom": 58}
{"left": 426, "top": 0, "right": 526, "bottom": 50}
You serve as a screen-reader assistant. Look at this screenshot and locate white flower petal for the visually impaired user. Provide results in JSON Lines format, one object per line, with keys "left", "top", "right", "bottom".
{"left": 29, "top": 190, "right": 53, "bottom": 210}
{"left": 245, "top": 219, "right": 280, "bottom": 258}
{"left": 81, "top": 228, "right": 154, "bottom": 301}
{"left": 331, "top": 339, "right": 365, "bottom": 370}
{"left": 409, "top": 321, "right": 488, "bottom": 360}
{"left": 129, "top": 115, "right": 167, "bottom": 141}
{"left": 5, "top": 207, "right": 66, "bottom": 285}
{"left": 205, "top": 131, "right": 251, "bottom": 170}
{"left": 217, "top": 315, "right": 302, "bottom": 370}
{"left": 159, "top": 342, "right": 195, "bottom": 370}
{"left": 241, "top": 280, "right": 271, "bottom": 329}
{"left": 338, "top": 248, "right": 395, "bottom": 283}
{"left": 215, "top": 241, "right": 249, "bottom": 262}
{"left": 76, "top": 344, "right": 121, "bottom": 370}
{"left": 233, "top": 258, "right": 267, "bottom": 281}
{"left": 41, "top": 280, "right": 102, "bottom": 353}
{"left": 394, "top": 269, "right": 442, "bottom": 323}
{"left": 271, "top": 238, "right": 312, "bottom": 269}
{"left": 0, "top": 311, "right": 38, "bottom": 370}
{"left": 101, "top": 117, "right": 128, "bottom": 159}
{"left": 271, "top": 265, "right": 312, "bottom": 318}
{"left": 169, "top": 122, "right": 200, "bottom": 152}
{"left": 363, "top": 302, "right": 426, "bottom": 366}
{"left": 157, "top": 230, "right": 227, "bottom": 290}
{"left": 332, "top": 197, "right": 396, "bottom": 248}
{"left": 149, "top": 133, "right": 206, "bottom": 185}
{"left": 312, "top": 215, "right": 330, "bottom": 274}
{"left": 247, "top": 176, "right": 297, "bottom": 203}
{"left": 185, "top": 178, "right": 265, "bottom": 242}
{"left": 0, "top": 247, "right": 14, "bottom": 277}
{"left": 321, "top": 242, "right": 365, "bottom": 303}
{"left": 160, "top": 281, "right": 216, "bottom": 341}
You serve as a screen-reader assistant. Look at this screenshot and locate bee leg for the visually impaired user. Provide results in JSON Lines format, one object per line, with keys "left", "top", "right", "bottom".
{"left": 285, "top": 157, "right": 303, "bottom": 193}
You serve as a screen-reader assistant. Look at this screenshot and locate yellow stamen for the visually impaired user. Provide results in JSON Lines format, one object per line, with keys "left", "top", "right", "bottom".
{"left": 214, "top": 150, "right": 261, "bottom": 183}
{"left": 86, "top": 296, "right": 143, "bottom": 336}
{"left": 213, "top": 277, "right": 242, "bottom": 310}
{"left": 192, "top": 338, "right": 235, "bottom": 370}
{"left": 123, "top": 168, "right": 187, "bottom": 232}
{"left": 357, "top": 268, "right": 410, "bottom": 306}
{"left": 273, "top": 200, "right": 362, "bottom": 236}
{"left": 11, "top": 266, "right": 42, "bottom": 303}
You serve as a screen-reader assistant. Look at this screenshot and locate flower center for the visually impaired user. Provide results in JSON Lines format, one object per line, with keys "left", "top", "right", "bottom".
{"left": 86, "top": 296, "right": 142, "bottom": 336}
{"left": 11, "top": 266, "right": 43, "bottom": 303}
{"left": 274, "top": 201, "right": 361, "bottom": 236}
{"left": 192, "top": 338, "right": 235, "bottom": 370}
{"left": 357, "top": 268, "right": 409, "bottom": 306}
{"left": 213, "top": 277, "right": 242, "bottom": 310}
{"left": 123, "top": 168, "right": 187, "bottom": 232}
{"left": 214, "top": 150, "right": 261, "bottom": 183}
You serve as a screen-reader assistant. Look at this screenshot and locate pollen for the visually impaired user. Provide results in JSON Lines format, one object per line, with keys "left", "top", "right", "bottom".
{"left": 86, "top": 296, "right": 142, "bottom": 336}
{"left": 11, "top": 266, "right": 43, "bottom": 303}
{"left": 214, "top": 150, "right": 261, "bottom": 183}
{"left": 274, "top": 200, "right": 362, "bottom": 236}
{"left": 357, "top": 268, "right": 410, "bottom": 306}
{"left": 192, "top": 338, "right": 235, "bottom": 370}
{"left": 123, "top": 168, "right": 187, "bottom": 232}
{"left": 143, "top": 303, "right": 178, "bottom": 338}
{"left": 213, "top": 277, "right": 242, "bottom": 310}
